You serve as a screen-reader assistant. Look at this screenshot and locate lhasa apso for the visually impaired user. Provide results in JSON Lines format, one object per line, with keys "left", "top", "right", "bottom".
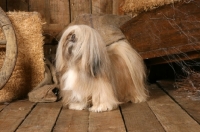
{"left": 56, "top": 25, "right": 148, "bottom": 112}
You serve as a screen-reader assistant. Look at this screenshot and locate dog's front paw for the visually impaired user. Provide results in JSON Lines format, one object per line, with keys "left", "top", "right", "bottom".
{"left": 89, "top": 103, "right": 117, "bottom": 112}
{"left": 68, "top": 103, "right": 87, "bottom": 110}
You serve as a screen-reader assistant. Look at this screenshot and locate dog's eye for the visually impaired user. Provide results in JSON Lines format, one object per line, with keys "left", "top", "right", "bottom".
{"left": 71, "top": 34, "right": 76, "bottom": 42}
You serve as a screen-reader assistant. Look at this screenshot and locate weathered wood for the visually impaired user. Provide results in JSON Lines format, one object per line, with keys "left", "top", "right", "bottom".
{"left": 0, "top": 100, "right": 35, "bottom": 132}
{"left": 113, "top": 0, "right": 125, "bottom": 15}
{"left": 145, "top": 50, "right": 200, "bottom": 66}
{"left": 29, "top": 0, "right": 70, "bottom": 37}
{"left": 16, "top": 102, "right": 62, "bottom": 132}
{"left": 92, "top": 0, "right": 113, "bottom": 14}
{"left": 0, "top": 0, "right": 6, "bottom": 11}
{"left": 7, "top": 0, "right": 29, "bottom": 11}
{"left": 157, "top": 80, "right": 200, "bottom": 124}
{"left": 0, "top": 7, "right": 17, "bottom": 90}
{"left": 89, "top": 108, "right": 126, "bottom": 132}
{"left": 70, "top": 0, "right": 91, "bottom": 21}
{"left": 120, "top": 102, "right": 165, "bottom": 132}
{"left": 121, "top": 0, "right": 200, "bottom": 62}
{"left": 0, "top": 40, "right": 6, "bottom": 45}
{"left": 147, "top": 84, "right": 200, "bottom": 132}
{"left": 0, "top": 103, "right": 7, "bottom": 112}
{"left": 53, "top": 108, "right": 89, "bottom": 132}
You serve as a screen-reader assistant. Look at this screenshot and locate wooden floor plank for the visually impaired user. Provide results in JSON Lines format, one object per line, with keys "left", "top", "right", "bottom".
{"left": 53, "top": 108, "right": 89, "bottom": 132}
{"left": 120, "top": 102, "right": 165, "bottom": 132}
{"left": 0, "top": 100, "right": 35, "bottom": 132}
{"left": 89, "top": 108, "right": 126, "bottom": 132}
{"left": 0, "top": 103, "right": 7, "bottom": 112}
{"left": 16, "top": 102, "right": 62, "bottom": 132}
{"left": 147, "top": 84, "right": 200, "bottom": 132}
{"left": 157, "top": 80, "right": 200, "bottom": 124}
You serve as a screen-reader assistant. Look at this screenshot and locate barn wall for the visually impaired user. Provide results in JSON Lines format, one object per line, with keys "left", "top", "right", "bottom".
{"left": 0, "top": 0, "right": 125, "bottom": 38}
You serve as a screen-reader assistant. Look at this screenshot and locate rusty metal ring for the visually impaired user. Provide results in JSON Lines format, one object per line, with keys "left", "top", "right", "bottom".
{"left": 0, "top": 7, "right": 17, "bottom": 90}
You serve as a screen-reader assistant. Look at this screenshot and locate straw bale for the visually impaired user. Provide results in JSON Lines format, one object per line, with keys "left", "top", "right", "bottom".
{"left": 0, "top": 12, "right": 45, "bottom": 102}
{"left": 122, "top": 0, "right": 182, "bottom": 15}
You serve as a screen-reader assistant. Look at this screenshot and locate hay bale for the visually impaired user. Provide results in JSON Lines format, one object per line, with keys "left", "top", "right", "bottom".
{"left": 0, "top": 12, "right": 45, "bottom": 102}
{"left": 122, "top": 0, "right": 182, "bottom": 15}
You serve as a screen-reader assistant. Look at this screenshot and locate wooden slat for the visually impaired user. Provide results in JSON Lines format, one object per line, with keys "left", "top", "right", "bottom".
{"left": 89, "top": 108, "right": 126, "bottom": 132}
{"left": 120, "top": 102, "right": 165, "bottom": 132}
{"left": 53, "top": 108, "right": 89, "bottom": 132}
{"left": 0, "top": 100, "right": 35, "bottom": 132}
{"left": 0, "top": 0, "right": 6, "bottom": 11}
{"left": 7, "top": 0, "right": 29, "bottom": 11}
{"left": 29, "top": 0, "right": 47, "bottom": 23}
{"left": 92, "top": 0, "right": 113, "bottom": 14}
{"left": 147, "top": 84, "right": 200, "bottom": 132}
{"left": 16, "top": 102, "right": 62, "bottom": 132}
{"left": 157, "top": 80, "right": 200, "bottom": 124}
{"left": 70, "top": 0, "right": 91, "bottom": 21}
{"left": 113, "top": 0, "right": 125, "bottom": 15}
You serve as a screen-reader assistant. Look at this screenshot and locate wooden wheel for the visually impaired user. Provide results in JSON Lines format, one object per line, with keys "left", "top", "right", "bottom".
{"left": 0, "top": 7, "right": 17, "bottom": 90}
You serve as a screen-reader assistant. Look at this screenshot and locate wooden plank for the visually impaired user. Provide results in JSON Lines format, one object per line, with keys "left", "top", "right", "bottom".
{"left": 157, "top": 80, "right": 200, "bottom": 124}
{"left": 0, "top": 103, "right": 7, "bottom": 112}
{"left": 29, "top": 0, "right": 47, "bottom": 24}
{"left": 70, "top": 0, "right": 91, "bottom": 21}
{"left": 120, "top": 102, "right": 165, "bottom": 132}
{"left": 29, "top": 0, "right": 70, "bottom": 37}
{"left": 147, "top": 84, "right": 200, "bottom": 132}
{"left": 53, "top": 108, "right": 89, "bottom": 132}
{"left": 92, "top": 0, "right": 113, "bottom": 14}
{"left": 113, "top": 0, "right": 124, "bottom": 15}
{"left": 120, "top": 0, "right": 200, "bottom": 60}
{"left": 7, "top": 0, "right": 29, "bottom": 11}
{"left": 0, "top": 100, "right": 35, "bottom": 132}
{"left": 16, "top": 102, "right": 62, "bottom": 132}
{"left": 0, "top": 0, "right": 6, "bottom": 11}
{"left": 89, "top": 108, "right": 126, "bottom": 132}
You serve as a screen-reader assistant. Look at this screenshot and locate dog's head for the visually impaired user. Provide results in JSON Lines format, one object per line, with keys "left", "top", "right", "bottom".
{"left": 56, "top": 25, "right": 109, "bottom": 77}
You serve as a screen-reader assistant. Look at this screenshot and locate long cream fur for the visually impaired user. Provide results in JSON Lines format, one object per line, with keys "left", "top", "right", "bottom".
{"left": 56, "top": 25, "right": 148, "bottom": 112}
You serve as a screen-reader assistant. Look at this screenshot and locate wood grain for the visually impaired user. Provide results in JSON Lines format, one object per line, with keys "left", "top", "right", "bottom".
{"left": 53, "top": 107, "right": 89, "bottom": 132}
{"left": 120, "top": 102, "right": 165, "bottom": 132}
{"left": 0, "top": 7, "right": 17, "bottom": 90}
{"left": 16, "top": 102, "right": 62, "bottom": 132}
{"left": 121, "top": 0, "right": 200, "bottom": 60}
{"left": 147, "top": 84, "right": 200, "bottom": 132}
{"left": 89, "top": 108, "right": 126, "bottom": 132}
{"left": 70, "top": 0, "right": 91, "bottom": 21}
{"left": 7, "top": 0, "right": 29, "bottom": 11}
{"left": 0, "top": 100, "right": 35, "bottom": 132}
{"left": 157, "top": 80, "right": 200, "bottom": 124}
{"left": 92, "top": 0, "right": 113, "bottom": 14}
{"left": 113, "top": 0, "right": 125, "bottom": 15}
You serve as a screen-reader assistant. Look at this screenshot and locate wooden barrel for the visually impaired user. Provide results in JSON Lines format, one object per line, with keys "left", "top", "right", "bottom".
{"left": 0, "top": 7, "right": 17, "bottom": 89}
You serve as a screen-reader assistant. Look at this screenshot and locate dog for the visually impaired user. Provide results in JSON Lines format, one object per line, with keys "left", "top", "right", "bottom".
{"left": 56, "top": 25, "right": 148, "bottom": 112}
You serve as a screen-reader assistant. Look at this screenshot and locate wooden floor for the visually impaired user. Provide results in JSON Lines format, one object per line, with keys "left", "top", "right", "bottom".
{"left": 0, "top": 81, "right": 200, "bottom": 132}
